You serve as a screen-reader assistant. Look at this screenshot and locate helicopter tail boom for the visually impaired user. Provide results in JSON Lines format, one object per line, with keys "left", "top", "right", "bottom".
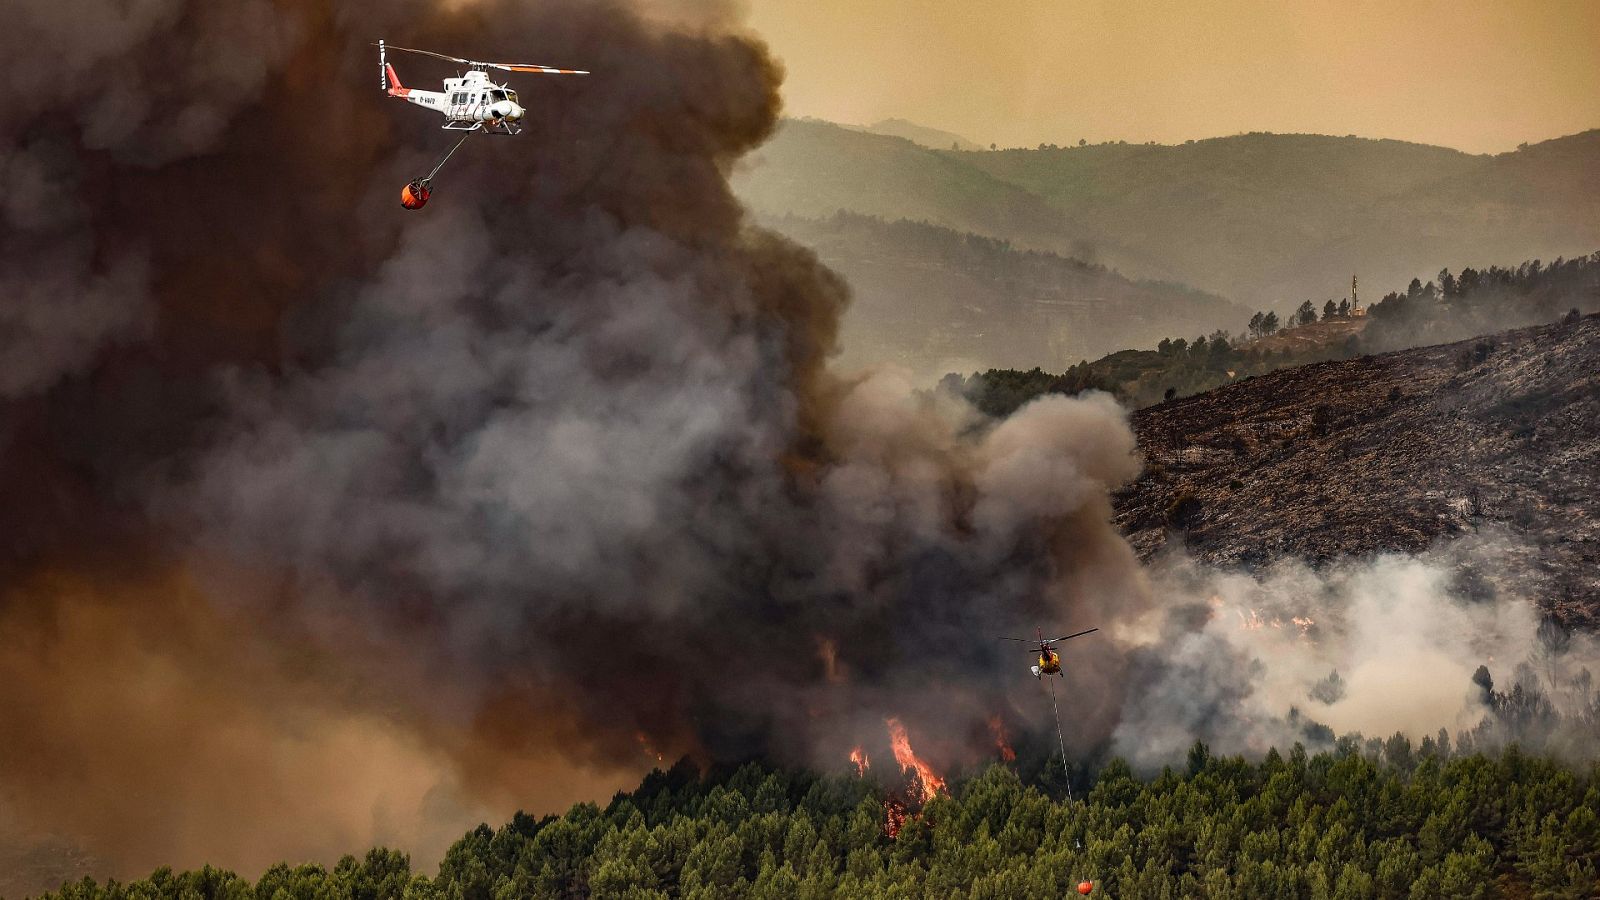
{"left": 385, "top": 63, "right": 409, "bottom": 97}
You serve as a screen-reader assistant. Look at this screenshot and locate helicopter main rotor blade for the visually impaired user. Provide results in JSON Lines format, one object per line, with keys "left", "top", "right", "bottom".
{"left": 999, "top": 637, "right": 1041, "bottom": 643}
{"left": 379, "top": 43, "right": 472, "bottom": 65}
{"left": 498, "top": 63, "right": 590, "bottom": 75}
{"left": 1041, "top": 628, "right": 1100, "bottom": 644}
{"left": 380, "top": 43, "right": 589, "bottom": 75}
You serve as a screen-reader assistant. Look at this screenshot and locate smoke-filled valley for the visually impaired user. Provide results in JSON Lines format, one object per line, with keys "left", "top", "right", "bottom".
{"left": 755, "top": 212, "right": 1244, "bottom": 382}
{"left": 3, "top": 0, "right": 1599, "bottom": 896}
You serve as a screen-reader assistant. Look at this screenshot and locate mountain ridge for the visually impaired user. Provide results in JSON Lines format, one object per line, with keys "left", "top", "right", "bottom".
{"left": 861, "top": 117, "right": 984, "bottom": 151}
{"left": 735, "top": 121, "right": 1600, "bottom": 310}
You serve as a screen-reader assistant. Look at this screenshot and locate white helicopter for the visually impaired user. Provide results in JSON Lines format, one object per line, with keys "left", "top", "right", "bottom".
{"left": 377, "top": 40, "right": 589, "bottom": 209}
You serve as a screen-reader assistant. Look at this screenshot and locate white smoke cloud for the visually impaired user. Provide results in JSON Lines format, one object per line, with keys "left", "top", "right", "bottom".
{"left": 1110, "top": 532, "right": 1600, "bottom": 770}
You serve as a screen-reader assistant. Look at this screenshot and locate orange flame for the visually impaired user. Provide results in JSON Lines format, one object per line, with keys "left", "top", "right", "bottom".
{"left": 849, "top": 745, "right": 870, "bottom": 776}
{"left": 987, "top": 715, "right": 1017, "bottom": 762}
{"left": 884, "top": 796, "right": 907, "bottom": 838}
{"left": 885, "top": 717, "right": 946, "bottom": 803}
{"left": 1238, "top": 608, "right": 1317, "bottom": 641}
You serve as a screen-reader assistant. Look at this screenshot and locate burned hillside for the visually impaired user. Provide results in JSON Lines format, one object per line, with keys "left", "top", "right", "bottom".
{"left": 1113, "top": 313, "right": 1600, "bottom": 626}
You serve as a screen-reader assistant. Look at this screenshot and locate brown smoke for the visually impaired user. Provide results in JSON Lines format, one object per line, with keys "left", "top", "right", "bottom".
{"left": 0, "top": 0, "right": 1141, "bottom": 884}
{"left": 0, "top": 563, "right": 632, "bottom": 879}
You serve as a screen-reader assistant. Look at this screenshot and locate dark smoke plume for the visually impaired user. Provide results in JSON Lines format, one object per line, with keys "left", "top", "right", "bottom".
{"left": 8, "top": 0, "right": 1590, "bottom": 890}
{"left": 0, "top": 0, "right": 1150, "bottom": 881}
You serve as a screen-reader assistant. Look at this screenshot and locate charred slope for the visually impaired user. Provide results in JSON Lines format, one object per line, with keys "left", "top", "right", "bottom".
{"left": 1112, "top": 314, "right": 1600, "bottom": 625}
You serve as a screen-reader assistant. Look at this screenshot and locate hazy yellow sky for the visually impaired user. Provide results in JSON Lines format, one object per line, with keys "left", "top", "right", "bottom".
{"left": 745, "top": 0, "right": 1600, "bottom": 154}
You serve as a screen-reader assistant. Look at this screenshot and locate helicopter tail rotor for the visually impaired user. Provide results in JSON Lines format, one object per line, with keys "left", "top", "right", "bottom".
{"left": 378, "top": 39, "right": 412, "bottom": 97}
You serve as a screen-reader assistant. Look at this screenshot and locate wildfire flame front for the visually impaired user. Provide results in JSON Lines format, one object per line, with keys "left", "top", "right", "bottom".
{"left": 849, "top": 745, "right": 870, "bottom": 776}
{"left": 885, "top": 717, "right": 946, "bottom": 804}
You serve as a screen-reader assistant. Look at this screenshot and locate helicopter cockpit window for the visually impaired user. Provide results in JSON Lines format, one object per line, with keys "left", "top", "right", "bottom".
{"left": 504, "top": 90, "right": 518, "bottom": 104}
{"left": 491, "top": 90, "right": 508, "bottom": 102}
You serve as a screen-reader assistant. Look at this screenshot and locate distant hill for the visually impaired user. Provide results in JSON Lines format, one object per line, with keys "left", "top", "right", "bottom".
{"left": 762, "top": 212, "right": 1244, "bottom": 380}
{"left": 735, "top": 122, "right": 1600, "bottom": 310}
{"left": 862, "top": 117, "right": 983, "bottom": 151}
{"left": 959, "top": 133, "right": 1486, "bottom": 304}
{"left": 734, "top": 120, "right": 1158, "bottom": 275}
{"left": 1340, "top": 130, "right": 1600, "bottom": 303}
{"left": 1111, "top": 314, "right": 1600, "bottom": 627}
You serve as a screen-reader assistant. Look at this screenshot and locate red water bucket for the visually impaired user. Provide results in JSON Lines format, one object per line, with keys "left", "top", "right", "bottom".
{"left": 401, "top": 181, "right": 431, "bottom": 210}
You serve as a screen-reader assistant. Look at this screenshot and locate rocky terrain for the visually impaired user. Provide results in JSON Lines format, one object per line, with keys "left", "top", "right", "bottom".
{"left": 1112, "top": 313, "right": 1600, "bottom": 626}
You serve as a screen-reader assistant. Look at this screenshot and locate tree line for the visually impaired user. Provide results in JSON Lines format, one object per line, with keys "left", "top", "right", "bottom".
{"left": 953, "top": 251, "right": 1599, "bottom": 416}
{"left": 1361, "top": 254, "right": 1600, "bottom": 353}
{"left": 944, "top": 327, "right": 1335, "bottom": 416}
{"left": 33, "top": 746, "right": 1599, "bottom": 899}
{"left": 32, "top": 658, "right": 1600, "bottom": 900}
{"left": 1244, "top": 252, "right": 1600, "bottom": 351}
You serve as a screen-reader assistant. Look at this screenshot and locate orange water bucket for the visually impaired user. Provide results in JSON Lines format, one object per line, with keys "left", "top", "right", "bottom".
{"left": 401, "top": 181, "right": 431, "bottom": 210}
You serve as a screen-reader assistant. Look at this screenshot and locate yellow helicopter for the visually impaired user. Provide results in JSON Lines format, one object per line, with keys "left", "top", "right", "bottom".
{"left": 1001, "top": 627, "right": 1099, "bottom": 679}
